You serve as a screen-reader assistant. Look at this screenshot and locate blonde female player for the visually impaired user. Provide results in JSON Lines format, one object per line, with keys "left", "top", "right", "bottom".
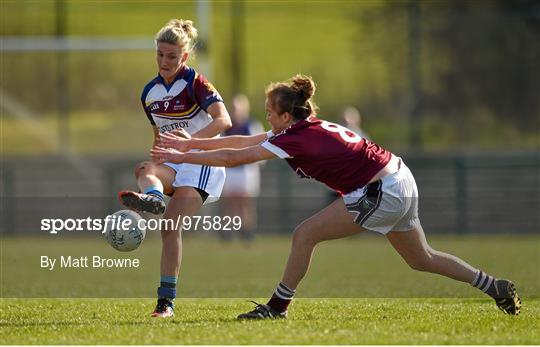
{"left": 150, "top": 74, "right": 521, "bottom": 319}
{"left": 119, "top": 19, "right": 231, "bottom": 317}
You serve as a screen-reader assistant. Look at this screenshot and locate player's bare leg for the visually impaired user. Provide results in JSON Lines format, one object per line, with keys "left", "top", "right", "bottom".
{"left": 238, "top": 198, "right": 366, "bottom": 319}
{"left": 221, "top": 195, "right": 256, "bottom": 241}
{"left": 386, "top": 225, "right": 477, "bottom": 282}
{"left": 281, "top": 198, "right": 366, "bottom": 288}
{"left": 386, "top": 226, "right": 521, "bottom": 315}
{"left": 119, "top": 162, "right": 174, "bottom": 214}
{"left": 152, "top": 186, "right": 204, "bottom": 317}
{"left": 136, "top": 162, "right": 172, "bottom": 191}
{"left": 235, "top": 195, "right": 256, "bottom": 241}
{"left": 160, "top": 187, "right": 203, "bottom": 278}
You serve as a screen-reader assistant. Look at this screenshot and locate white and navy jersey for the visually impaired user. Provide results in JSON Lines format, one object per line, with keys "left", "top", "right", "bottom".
{"left": 141, "top": 66, "right": 223, "bottom": 134}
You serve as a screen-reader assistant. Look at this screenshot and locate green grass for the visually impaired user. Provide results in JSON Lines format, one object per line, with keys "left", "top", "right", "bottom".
{"left": 2, "top": 235, "right": 539, "bottom": 298}
{"left": 1, "top": 235, "right": 539, "bottom": 344}
{"left": 1, "top": 298, "right": 538, "bottom": 344}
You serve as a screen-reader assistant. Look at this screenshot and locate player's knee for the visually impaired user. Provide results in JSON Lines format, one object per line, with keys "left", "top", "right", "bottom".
{"left": 408, "top": 260, "right": 427, "bottom": 272}
{"left": 406, "top": 253, "right": 435, "bottom": 272}
{"left": 134, "top": 161, "right": 154, "bottom": 178}
{"left": 291, "top": 225, "right": 317, "bottom": 248}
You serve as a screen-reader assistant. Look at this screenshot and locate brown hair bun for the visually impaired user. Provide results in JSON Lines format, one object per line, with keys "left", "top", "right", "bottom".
{"left": 290, "top": 74, "right": 316, "bottom": 101}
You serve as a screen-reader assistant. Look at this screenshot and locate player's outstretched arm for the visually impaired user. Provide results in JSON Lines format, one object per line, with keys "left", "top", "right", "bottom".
{"left": 151, "top": 126, "right": 160, "bottom": 148}
{"left": 150, "top": 145, "right": 276, "bottom": 167}
{"left": 156, "top": 131, "right": 269, "bottom": 152}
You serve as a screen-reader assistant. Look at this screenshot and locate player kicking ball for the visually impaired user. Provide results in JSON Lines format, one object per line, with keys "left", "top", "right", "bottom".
{"left": 118, "top": 19, "right": 231, "bottom": 318}
{"left": 150, "top": 74, "right": 521, "bottom": 318}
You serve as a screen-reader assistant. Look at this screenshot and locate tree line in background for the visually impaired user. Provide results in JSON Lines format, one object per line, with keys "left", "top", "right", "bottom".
{"left": 331, "top": 0, "right": 539, "bottom": 148}
{"left": 2, "top": 0, "right": 538, "bottom": 152}
{"left": 419, "top": 0, "right": 539, "bottom": 144}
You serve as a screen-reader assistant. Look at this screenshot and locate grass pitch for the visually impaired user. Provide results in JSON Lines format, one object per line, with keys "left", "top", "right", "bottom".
{"left": 1, "top": 234, "right": 539, "bottom": 344}
{"left": 1, "top": 298, "right": 538, "bottom": 344}
{"left": 2, "top": 234, "right": 538, "bottom": 298}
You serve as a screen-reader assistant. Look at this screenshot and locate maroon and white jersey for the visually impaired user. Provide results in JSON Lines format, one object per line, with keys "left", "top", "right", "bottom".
{"left": 261, "top": 116, "right": 391, "bottom": 195}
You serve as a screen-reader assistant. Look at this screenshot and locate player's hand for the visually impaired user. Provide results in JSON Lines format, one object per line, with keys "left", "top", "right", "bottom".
{"left": 155, "top": 131, "right": 192, "bottom": 152}
{"left": 150, "top": 146, "right": 185, "bottom": 164}
{"left": 170, "top": 129, "right": 191, "bottom": 139}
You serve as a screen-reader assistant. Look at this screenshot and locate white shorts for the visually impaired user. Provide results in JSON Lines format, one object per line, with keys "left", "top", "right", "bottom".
{"left": 343, "top": 157, "right": 420, "bottom": 235}
{"left": 222, "top": 165, "right": 261, "bottom": 197}
{"left": 163, "top": 162, "right": 225, "bottom": 205}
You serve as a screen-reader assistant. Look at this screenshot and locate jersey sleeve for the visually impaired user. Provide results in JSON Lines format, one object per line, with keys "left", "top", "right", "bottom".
{"left": 141, "top": 83, "right": 156, "bottom": 126}
{"left": 140, "top": 99, "right": 155, "bottom": 126}
{"left": 260, "top": 131, "right": 304, "bottom": 159}
{"left": 192, "top": 73, "right": 224, "bottom": 111}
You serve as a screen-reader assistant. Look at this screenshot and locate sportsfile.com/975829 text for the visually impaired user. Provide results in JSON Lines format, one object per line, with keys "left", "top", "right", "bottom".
{"left": 40, "top": 215, "right": 242, "bottom": 234}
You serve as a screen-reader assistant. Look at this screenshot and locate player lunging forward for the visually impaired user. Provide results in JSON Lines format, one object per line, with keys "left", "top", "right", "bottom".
{"left": 151, "top": 75, "right": 521, "bottom": 318}
{"left": 119, "top": 19, "right": 231, "bottom": 317}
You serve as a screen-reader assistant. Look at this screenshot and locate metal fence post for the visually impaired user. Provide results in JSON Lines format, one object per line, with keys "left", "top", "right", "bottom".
{"left": 1, "top": 164, "right": 14, "bottom": 235}
{"left": 105, "top": 162, "right": 119, "bottom": 215}
{"left": 455, "top": 156, "right": 468, "bottom": 234}
{"left": 55, "top": 0, "right": 70, "bottom": 153}
{"left": 278, "top": 163, "right": 292, "bottom": 234}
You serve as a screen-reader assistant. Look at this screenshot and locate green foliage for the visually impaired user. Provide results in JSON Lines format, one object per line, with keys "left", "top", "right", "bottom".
{"left": 1, "top": 0, "right": 539, "bottom": 152}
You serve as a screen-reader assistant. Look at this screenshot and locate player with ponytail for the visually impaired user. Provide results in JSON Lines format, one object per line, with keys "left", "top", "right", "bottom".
{"left": 118, "top": 19, "right": 231, "bottom": 318}
{"left": 150, "top": 74, "right": 521, "bottom": 319}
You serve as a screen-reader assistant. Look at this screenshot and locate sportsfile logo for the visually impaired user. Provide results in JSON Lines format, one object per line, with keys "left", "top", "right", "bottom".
{"left": 41, "top": 215, "right": 140, "bottom": 235}
{"left": 40, "top": 215, "right": 242, "bottom": 234}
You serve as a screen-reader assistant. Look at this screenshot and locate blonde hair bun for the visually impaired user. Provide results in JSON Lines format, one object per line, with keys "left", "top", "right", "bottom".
{"left": 156, "top": 19, "right": 198, "bottom": 53}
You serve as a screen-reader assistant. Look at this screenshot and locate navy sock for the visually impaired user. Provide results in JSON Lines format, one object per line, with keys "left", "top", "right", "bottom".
{"left": 157, "top": 275, "right": 177, "bottom": 304}
{"left": 471, "top": 270, "right": 498, "bottom": 298}
{"left": 144, "top": 186, "right": 164, "bottom": 201}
